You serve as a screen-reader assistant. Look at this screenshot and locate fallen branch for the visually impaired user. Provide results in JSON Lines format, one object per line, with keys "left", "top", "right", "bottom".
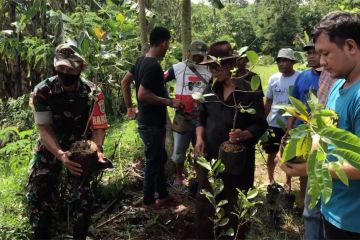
{"left": 96, "top": 208, "right": 127, "bottom": 229}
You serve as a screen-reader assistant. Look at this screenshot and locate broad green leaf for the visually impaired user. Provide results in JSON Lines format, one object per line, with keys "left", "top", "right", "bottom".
{"left": 218, "top": 217, "right": 229, "bottom": 227}
{"left": 321, "top": 162, "right": 333, "bottom": 203}
{"left": 330, "top": 162, "right": 349, "bottom": 186}
{"left": 296, "top": 133, "right": 312, "bottom": 159}
{"left": 307, "top": 90, "right": 319, "bottom": 111}
{"left": 250, "top": 75, "right": 261, "bottom": 91}
{"left": 246, "top": 108, "right": 256, "bottom": 114}
{"left": 289, "top": 96, "right": 309, "bottom": 122}
{"left": 284, "top": 105, "right": 308, "bottom": 122}
{"left": 191, "top": 92, "right": 205, "bottom": 102}
{"left": 116, "top": 13, "right": 125, "bottom": 23}
{"left": 237, "top": 46, "right": 248, "bottom": 57}
{"left": 307, "top": 151, "right": 321, "bottom": 209}
{"left": 321, "top": 127, "right": 360, "bottom": 153}
{"left": 225, "top": 228, "right": 235, "bottom": 237}
{"left": 332, "top": 149, "right": 360, "bottom": 170}
{"left": 304, "top": 31, "right": 310, "bottom": 44}
{"left": 217, "top": 200, "right": 228, "bottom": 207}
{"left": 246, "top": 188, "right": 258, "bottom": 200}
{"left": 282, "top": 138, "right": 299, "bottom": 162}
{"left": 289, "top": 124, "right": 309, "bottom": 139}
{"left": 196, "top": 157, "right": 211, "bottom": 171}
{"left": 246, "top": 50, "right": 259, "bottom": 66}
{"left": 200, "top": 189, "right": 215, "bottom": 205}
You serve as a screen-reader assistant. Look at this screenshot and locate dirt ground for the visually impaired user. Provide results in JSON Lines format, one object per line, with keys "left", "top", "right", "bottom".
{"left": 92, "top": 149, "right": 304, "bottom": 240}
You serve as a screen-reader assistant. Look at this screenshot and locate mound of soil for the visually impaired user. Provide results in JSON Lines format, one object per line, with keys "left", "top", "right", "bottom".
{"left": 69, "top": 140, "right": 99, "bottom": 174}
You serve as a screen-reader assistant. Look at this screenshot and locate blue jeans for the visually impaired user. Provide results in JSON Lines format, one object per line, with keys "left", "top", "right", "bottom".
{"left": 303, "top": 182, "right": 324, "bottom": 240}
{"left": 138, "top": 125, "right": 168, "bottom": 205}
{"left": 171, "top": 129, "right": 196, "bottom": 164}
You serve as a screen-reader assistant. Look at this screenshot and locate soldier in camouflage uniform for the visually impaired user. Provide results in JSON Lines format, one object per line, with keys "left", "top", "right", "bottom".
{"left": 27, "top": 43, "right": 109, "bottom": 239}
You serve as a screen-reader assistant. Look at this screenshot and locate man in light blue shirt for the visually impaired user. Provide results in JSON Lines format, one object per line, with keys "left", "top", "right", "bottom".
{"left": 280, "top": 11, "right": 360, "bottom": 239}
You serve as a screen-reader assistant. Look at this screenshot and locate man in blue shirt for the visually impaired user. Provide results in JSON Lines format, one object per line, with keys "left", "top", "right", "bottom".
{"left": 280, "top": 11, "right": 360, "bottom": 239}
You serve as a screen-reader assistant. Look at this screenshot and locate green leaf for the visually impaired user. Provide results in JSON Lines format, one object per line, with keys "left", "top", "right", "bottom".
{"left": 289, "top": 96, "right": 309, "bottom": 122}
{"left": 196, "top": 157, "right": 211, "bottom": 171}
{"left": 246, "top": 50, "right": 259, "bottom": 66}
{"left": 296, "top": 133, "right": 312, "bottom": 159}
{"left": 330, "top": 162, "right": 349, "bottom": 186}
{"left": 225, "top": 228, "right": 235, "bottom": 236}
{"left": 246, "top": 108, "right": 256, "bottom": 115}
{"left": 217, "top": 200, "right": 228, "bottom": 207}
{"left": 218, "top": 217, "right": 229, "bottom": 227}
{"left": 250, "top": 75, "right": 261, "bottom": 91}
{"left": 283, "top": 105, "right": 308, "bottom": 122}
{"left": 307, "top": 88, "right": 319, "bottom": 111}
{"left": 321, "top": 127, "right": 360, "bottom": 153}
{"left": 321, "top": 162, "right": 333, "bottom": 204}
{"left": 246, "top": 188, "right": 258, "bottom": 200}
{"left": 237, "top": 46, "right": 248, "bottom": 57}
{"left": 282, "top": 138, "right": 299, "bottom": 162}
{"left": 332, "top": 149, "right": 360, "bottom": 170}
{"left": 116, "top": 13, "right": 125, "bottom": 23}
{"left": 200, "top": 189, "right": 215, "bottom": 205}
{"left": 307, "top": 151, "right": 320, "bottom": 209}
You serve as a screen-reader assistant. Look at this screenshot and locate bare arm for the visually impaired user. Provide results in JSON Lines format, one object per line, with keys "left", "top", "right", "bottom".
{"left": 194, "top": 126, "right": 205, "bottom": 156}
{"left": 264, "top": 97, "right": 273, "bottom": 117}
{"left": 329, "top": 163, "right": 360, "bottom": 180}
{"left": 39, "top": 124, "right": 82, "bottom": 175}
{"left": 91, "top": 128, "right": 106, "bottom": 149}
{"left": 138, "top": 84, "right": 182, "bottom": 108}
{"left": 121, "top": 71, "right": 134, "bottom": 108}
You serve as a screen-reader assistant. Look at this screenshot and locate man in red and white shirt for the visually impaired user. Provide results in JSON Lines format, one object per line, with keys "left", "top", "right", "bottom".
{"left": 164, "top": 40, "right": 212, "bottom": 187}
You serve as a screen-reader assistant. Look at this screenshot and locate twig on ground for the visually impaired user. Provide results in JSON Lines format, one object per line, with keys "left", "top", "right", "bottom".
{"left": 96, "top": 208, "right": 128, "bottom": 228}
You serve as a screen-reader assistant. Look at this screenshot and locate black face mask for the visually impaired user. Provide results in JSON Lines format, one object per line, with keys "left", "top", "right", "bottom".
{"left": 58, "top": 72, "right": 80, "bottom": 86}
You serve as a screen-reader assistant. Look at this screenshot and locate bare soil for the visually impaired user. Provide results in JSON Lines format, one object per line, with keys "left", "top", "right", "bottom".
{"left": 92, "top": 146, "right": 304, "bottom": 240}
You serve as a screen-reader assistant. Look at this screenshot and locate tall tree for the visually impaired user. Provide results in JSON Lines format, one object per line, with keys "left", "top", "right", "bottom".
{"left": 181, "top": 0, "right": 192, "bottom": 60}
{"left": 138, "top": 0, "right": 149, "bottom": 54}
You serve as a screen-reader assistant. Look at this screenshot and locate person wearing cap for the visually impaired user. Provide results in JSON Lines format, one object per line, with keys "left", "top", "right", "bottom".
{"left": 163, "top": 40, "right": 212, "bottom": 188}
{"left": 283, "top": 41, "right": 324, "bottom": 240}
{"left": 27, "top": 43, "right": 109, "bottom": 239}
{"left": 263, "top": 48, "right": 301, "bottom": 188}
{"left": 194, "top": 41, "right": 267, "bottom": 239}
{"left": 121, "top": 27, "right": 182, "bottom": 209}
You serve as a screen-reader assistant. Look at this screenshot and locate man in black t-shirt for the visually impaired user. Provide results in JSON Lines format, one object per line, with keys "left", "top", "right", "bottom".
{"left": 121, "top": 27, "right": 182, "bottom": 208}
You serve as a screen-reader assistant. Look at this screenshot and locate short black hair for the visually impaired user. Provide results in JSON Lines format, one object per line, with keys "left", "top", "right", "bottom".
{"left": 150, "top": 27, "right": 171, "bottom": 46}
{"left": 313, "top": 11, "right": 360, "bottom": 47}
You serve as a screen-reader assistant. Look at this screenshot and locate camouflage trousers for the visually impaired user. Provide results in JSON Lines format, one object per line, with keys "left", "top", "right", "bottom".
{"left": 27, "top": 151, "right": 97, "bottom": 239}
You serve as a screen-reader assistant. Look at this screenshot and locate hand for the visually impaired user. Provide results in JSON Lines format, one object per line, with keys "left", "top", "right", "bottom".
{"left": 194, "top": 137, "right": 205, "bottom": 157}
{"left": 97, "top": 151, "right": 107, "bottom": 163}
{"left": 279, "top": 161, "right": 307, "bottom": 177}
{"left": 126, "top": 107, "right": 138, "bottom": 119}
{"left": 57, "top": 150, "right": 82, "bottom": 176}
{"left": 171, "top": 99, "right": 183, "bottom": 109}
{"left": 229, "top": 129, "right": 253, "bottom": 143}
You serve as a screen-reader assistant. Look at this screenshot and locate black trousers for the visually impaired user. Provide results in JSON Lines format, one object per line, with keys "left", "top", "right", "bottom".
{"left": 324, "top": 219, "right": 360, "bottom": 240}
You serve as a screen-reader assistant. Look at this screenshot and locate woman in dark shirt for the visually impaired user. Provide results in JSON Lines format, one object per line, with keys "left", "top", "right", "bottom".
{"left": 194, "top": 41, "right": 268, "bottom": 239}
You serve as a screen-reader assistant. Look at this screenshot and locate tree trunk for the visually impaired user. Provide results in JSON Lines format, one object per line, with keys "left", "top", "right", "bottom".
{"left": 181, "top": 0, "right": 192, "bottom": 60}
{"left": 138, "top": 0, "right": 149, "bottom": 54}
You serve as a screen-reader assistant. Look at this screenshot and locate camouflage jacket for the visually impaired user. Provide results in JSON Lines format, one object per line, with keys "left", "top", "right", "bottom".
{"left": 32, "top": 76, "right": 109, "bottom": 153}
